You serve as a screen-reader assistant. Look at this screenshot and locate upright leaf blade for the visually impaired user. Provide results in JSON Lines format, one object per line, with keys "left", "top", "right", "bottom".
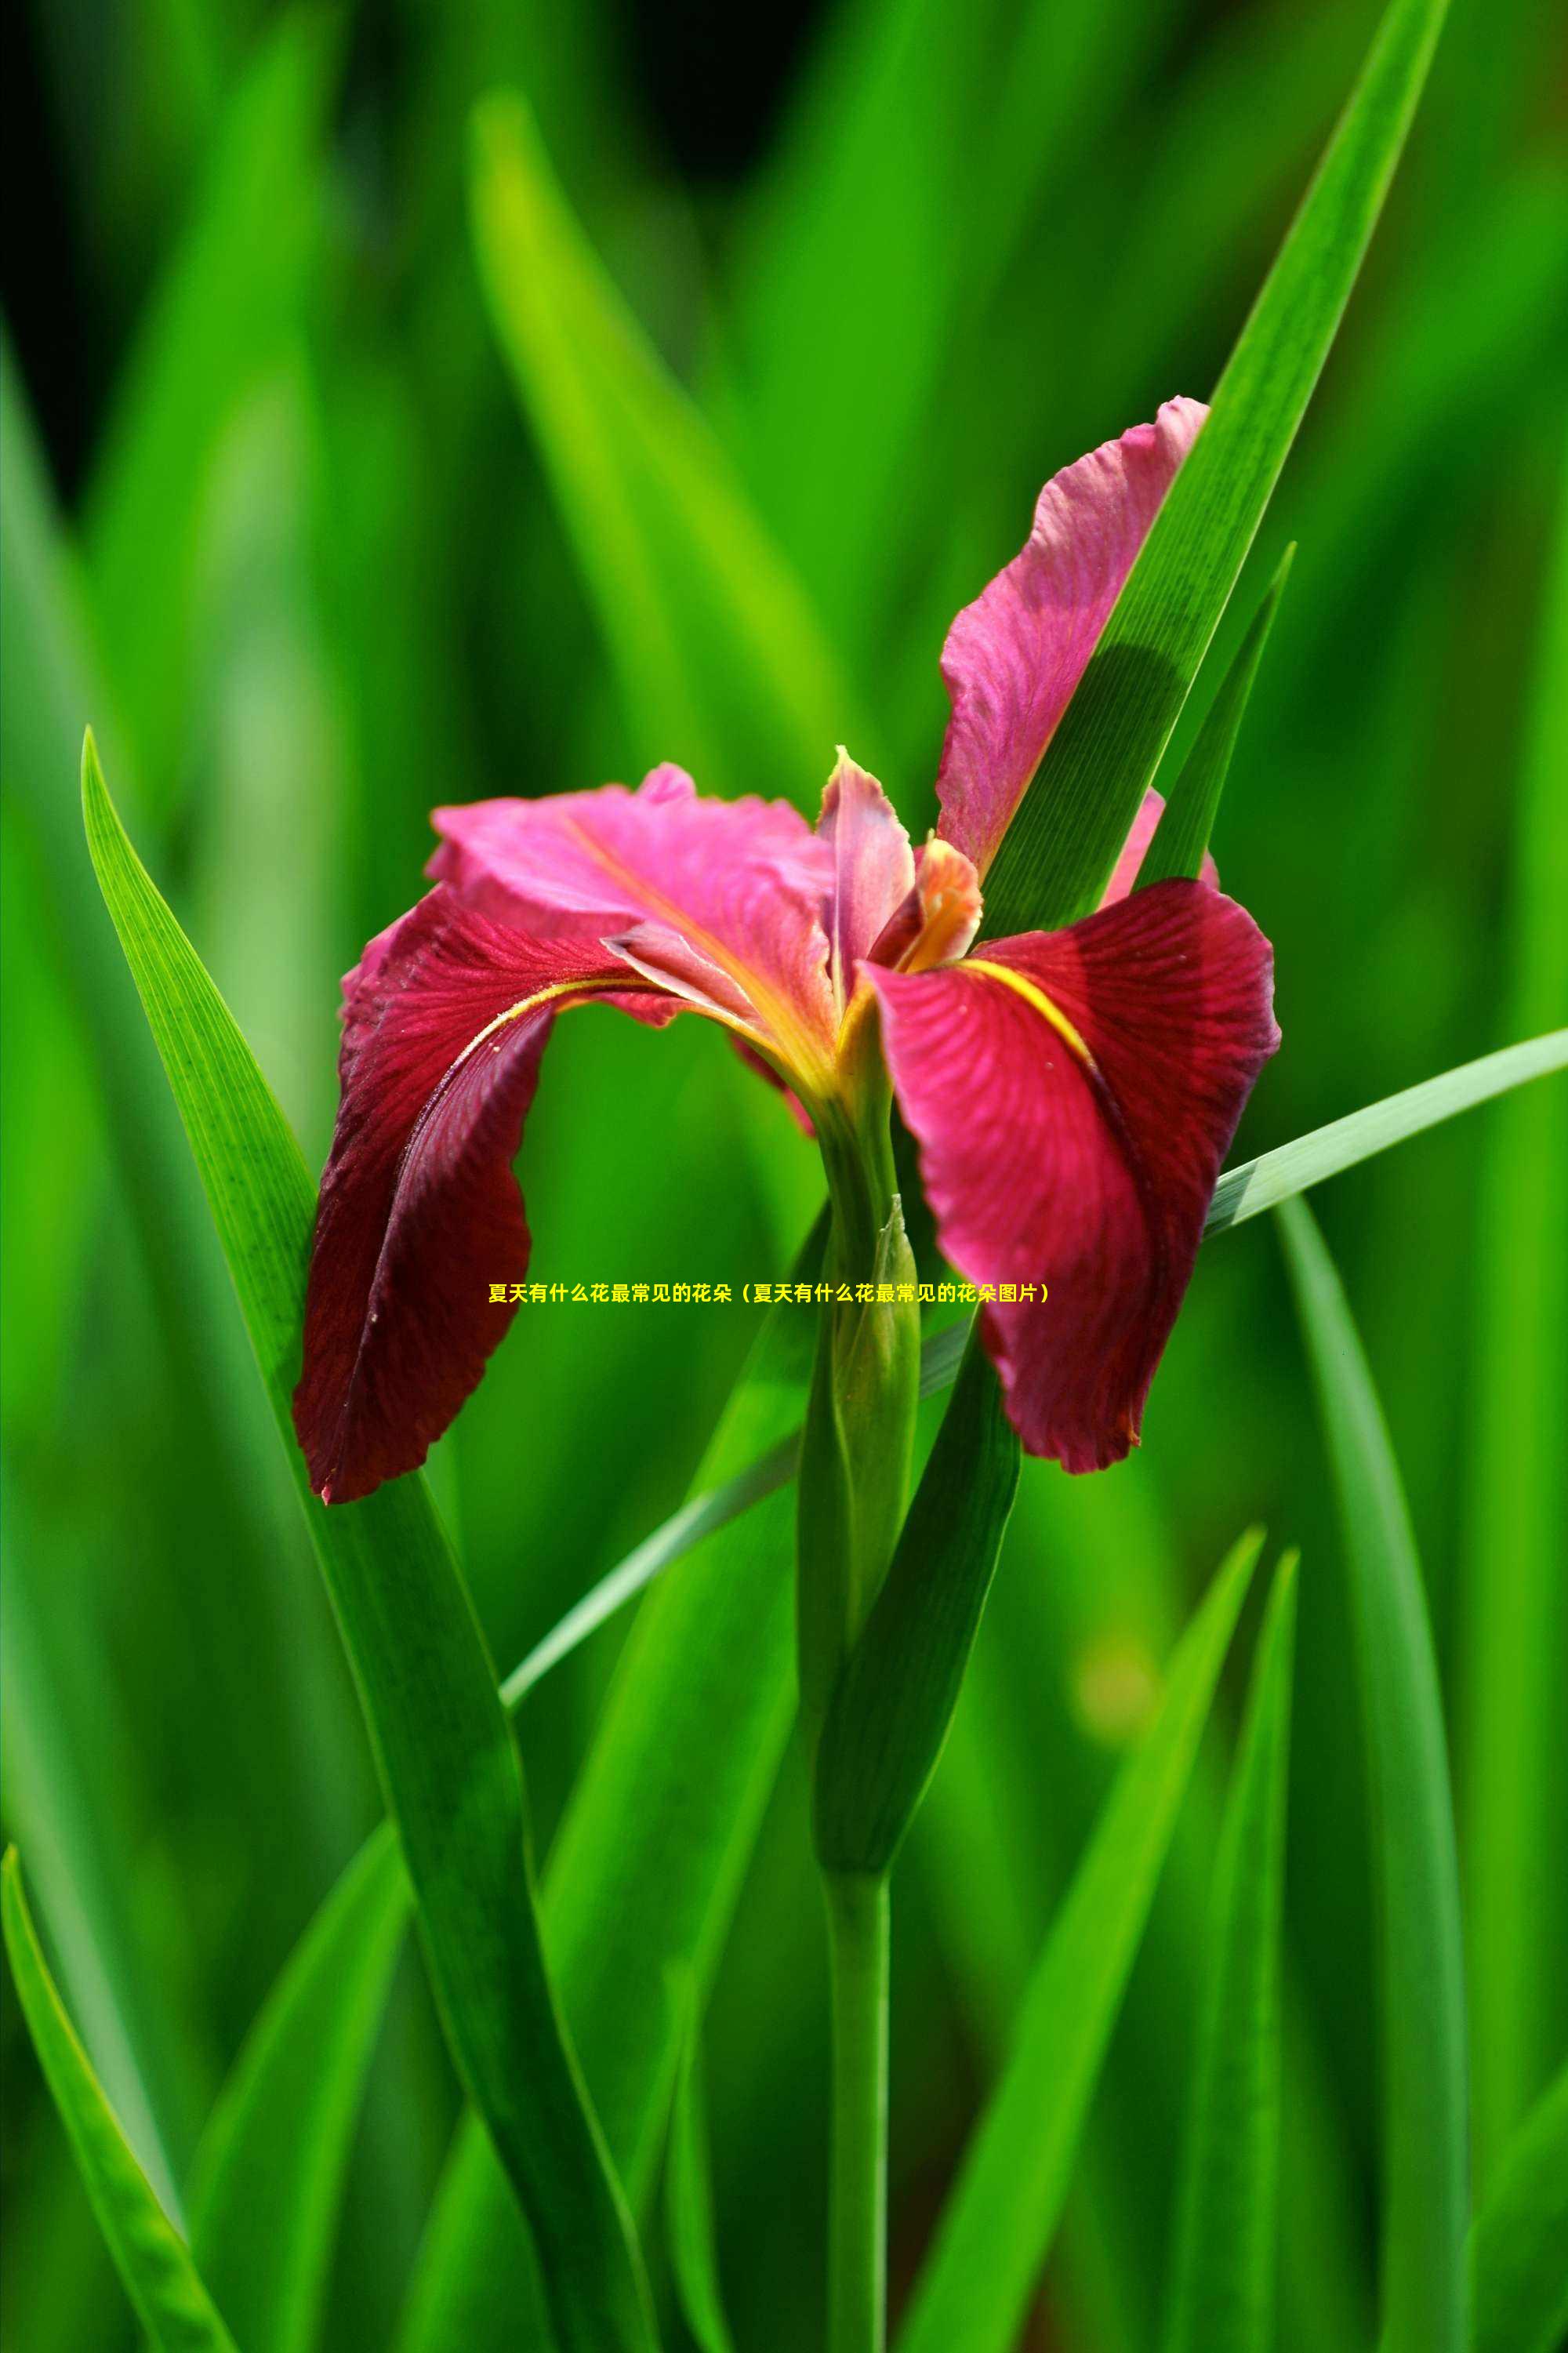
{"left": 2, "top": 1852, "right": 240, "bottom": 2353}
{"left": 1162, "top": 1556, "right": 1299, "bottom": 2353}
{"left": 897, "top": 1531, "right": 1264, "bottom": 2353}
{"left": 981, "top": 0, "right": 1451, "bottom": 936}
{"left": 1138, "top": 546, "right": 1294, "bottom": 889}
{"left": 187, "top": 1829, "right": 408, "bottom": 2353}
{"left": 468, "top": 90, "right": 857, "bottom": 804}
{"left": 81, "top": 738, "right": 655, "bottom": 2353}
{"left": 665, "top": 1992, "right": 739, "bottom": 2353}
{"left": 1277, "top": 1198, "right": 1468, "bottom": 2353}
{"left": 1469, "top": 2064, "right": 1568, "bottom": 2353}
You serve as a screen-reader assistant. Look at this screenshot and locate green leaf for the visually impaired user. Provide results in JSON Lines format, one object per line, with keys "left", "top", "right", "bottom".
{"left": 665, "top": 1988, "right": 738, "bottom": 2353}
{"left": 186, "top": 1829, "right": 408, "bottom": 2353}
{"left": 1205, "top": 1030, "right": 1568, "bottom": 1236}
{"left": 82, "top": 11, "right": 339, "bottom": 810}
{"left": 397, "top": 1276, "right": 818, "bottom": 2351}
{"left": 1161, "top": 1554, "right": 1299, "bottom": 2353}
{"left": 2, "top": 1850, "right": 239, "bottom": 2353}
{"left": 896, "top": 1529, "right": 1264, "bottom": 2353}
{"left": 1469, "top": 2063, "right": 1568, "bottom": 2353}
{"left": 1138, "top": 545, "right": 1294, "bottom": 889}
{"left": 1277, "top": 1197, "right": 1468, "bottom": 2353}
{"left": 80, "top": 737, "right": 656, "bottom": 2353}
{"left": 1458, "top": 427, "right": 1568, "bottom": 2178}
{"left": 815, "top": 1329, "right": 1020, "bottom": 1874}
{"left": 467, "top": 89, "right": 857, "bottom": 806}
{"left": 980, "top": 0, "right": 1451, "bottom": 937}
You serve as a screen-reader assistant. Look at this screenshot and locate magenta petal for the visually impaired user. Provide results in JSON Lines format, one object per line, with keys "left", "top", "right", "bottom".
{"left": 430, "top": 764, "right": 837, "bottom": 1072}
{"left": 869, "top": 881, "right": 1278, "bottom": 1470}
{"left": 292, "top": 889, "right": 673, "bottom": 1505}
{"left": 1100, "top": 786, "right": 1220, "bottom": 904}
{"left": 816, "top": 753, "right": 916, "bottom": 1011}
{"left": 935, "top": 399, "right": 1207, "bottom": 874}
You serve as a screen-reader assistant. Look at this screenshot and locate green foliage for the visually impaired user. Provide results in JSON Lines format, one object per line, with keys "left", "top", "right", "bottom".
{"left": 898, "top": 1531, "right": 1264, "bottom": 2353}
{"left": 1161, "top": 1556, "right": 1298, "bottom": 2353}
{"left": 80, "top": 741, "right": 655, "bottom": 2353}
{"left": 1278, "top": 1200, "right": 1468, "bottom": 2353}
{"left": 2, "top": 1854, "right": 239, "bottom": 2353}
{"left": 981, "top": 0, "right": 1451, "bottom": 935}
{"left": 187, "top": 1832, "right": 408, "bottom": 2353}
{"left": 1469, "top": 2064, "right": 1568, "bottom": 2353}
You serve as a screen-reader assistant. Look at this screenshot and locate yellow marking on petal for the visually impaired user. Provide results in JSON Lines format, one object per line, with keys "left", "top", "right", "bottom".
{"left": 960, "top": 957, "right": 1098, "bottom": 1069}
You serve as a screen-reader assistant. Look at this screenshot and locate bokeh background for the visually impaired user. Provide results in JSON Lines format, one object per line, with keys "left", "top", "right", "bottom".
{"left": 3, "top": 0, "right": 1565, "bottom": 2345}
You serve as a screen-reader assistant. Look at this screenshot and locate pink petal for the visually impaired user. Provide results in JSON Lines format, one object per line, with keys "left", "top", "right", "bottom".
{"left": 816, "top": 752, "right": 916, "bottom": 1012}
{"left": 293, "top": 889, "right": 673, "bottom": 1505}
{"left": 868, "top": 880, "right": 1278, "bottom": 1470}
{"left": 430, "top": 764, "right": 837, "bottom": 1084}
{"left": 1100, "top": 787, "right": 1220, "bottom": 904}
{"left": 935, "top": 399, "right": 1207, "bottom": 874}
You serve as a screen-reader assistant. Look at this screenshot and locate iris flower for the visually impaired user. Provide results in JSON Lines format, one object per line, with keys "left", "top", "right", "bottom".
{"left": 295, "top": 400, "right": 1279, "bottom": 1505}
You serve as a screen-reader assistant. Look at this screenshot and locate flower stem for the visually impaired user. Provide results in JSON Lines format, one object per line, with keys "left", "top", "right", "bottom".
{"left": 823, "top": 1866, "right": 890, "bottom": 2353}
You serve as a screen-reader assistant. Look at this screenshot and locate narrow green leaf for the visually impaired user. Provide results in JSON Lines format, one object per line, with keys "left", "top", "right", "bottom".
{"left": 1138, "top": 546, "right": 1294, "bottom": 889}
{"left": 83, "top": 11, "right": 338, "bottom": 809}
{"left": 1459, "top": 427, "right": 1568, "bottom": 2177}
{"left": 2, "top": 1850, "right": 239, "bottom": 2353}
{"left": 815, "top": 1330, "right": 1021, "bottom": 1873}
{"left": 186, "top": 1830, "right": 408, "bottom": 2353}
{"left": 981, "top": 0, "right": 1450, "bottom": 937}
{"left": 1162, "top": 1554, "right": 1299, "bottom": 2353}
{"left": 897, "top": 1530, "right": 1264, "bottom": 2353}
{"left": 666, "top": 1990, "right": 738, "bottom": 2353}
{"left": 1205, "top": 1031, "right": 1568, "bottom": 1236}
{"left": 467, "top": 89, "right": 857, "bottom": 805}
{"left": 1277, "top": 1198, "right": 1468, "bottom": 2353}
{"left": 80, "top": 739, "right": 655, "bottom": 2353}
{"left": 1469, "top": 2063, "right": 1568, "bottom": 2353}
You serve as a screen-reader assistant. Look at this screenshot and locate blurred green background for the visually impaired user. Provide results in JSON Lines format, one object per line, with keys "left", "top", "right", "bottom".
{"left": 2, "top": 0, "right": 1564, "bottom": 2345}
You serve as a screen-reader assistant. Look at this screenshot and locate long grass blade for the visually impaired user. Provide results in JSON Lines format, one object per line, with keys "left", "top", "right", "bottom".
{"left": 1277, "top": 1197, "right": 1468, "bottom": 2353}
{"left": 981, "top": 0, "right": 1451, "bottom": 936}
{"left": 468, "top": 89, "right": 855, "bottom": 806}
{"left": 1161, "top": 1556, "right": 1299, "bottom": 2353}
{"left": 1469, "top": 2063, "right": 1568, "bottom": 2353}
{"left": 666, "top": 1992, "right": 739, "bottom": 2353}
{"left": 897, "top": 1531, "right": 1264, "bottom": 2353}
{"left": 1138, "top": 546, "right": 1294, "bottom": 889}
{"left": 81, "top": 739, "right": 655, "bottom": 2353}
{"left": 1458, "top": 428, "right": 1568, "bottom": 2178}
{"left": 2, "top": 1852, "right": 239, "bottom": 2353}
{"left": 186, "top": 1832, "right": 409, "bottom": 2353}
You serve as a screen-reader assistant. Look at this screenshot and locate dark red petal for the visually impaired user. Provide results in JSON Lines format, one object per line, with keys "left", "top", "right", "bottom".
{"left": 869, "top": 881, "right": 1279, "bottom": 1469}
{"left": 293, "top": 889, "right": 671, "bottom": 1504}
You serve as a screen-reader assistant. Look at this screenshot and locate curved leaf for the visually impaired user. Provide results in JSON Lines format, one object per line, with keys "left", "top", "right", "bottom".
{"left": 1470, "top": 2063, "right": 1568, "bottom": 2353}
{"left": 2, "top": 1851, "right": 239, "bottom": 2353}
{"left": 187, "top": 1829, "right": 408, "bottom": 2353}
{"left": 896, "top": 1530, "right": 1263, "bottom": 2353}
{"left": 1278, "top": 1197, "right": 1468, "bottom": 2353}
{"left": 1162, "top": 1555, "right": 1299, "bottom": 2353}
{"left": 981, "top": 0, "right": 1451, "bottom": 936}
{"left": 82, "top": 738, "right": 655, "bottom": 2353}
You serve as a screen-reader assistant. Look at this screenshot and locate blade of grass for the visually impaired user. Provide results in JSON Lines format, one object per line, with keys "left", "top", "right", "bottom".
{"left": 666, "top": 1988, "right": 739, "bottom": 2353}
{"left": 980, "top": 0, "right": 1451, "bottom": 937}
{"left": 897, "top": 1530, "right": 1264, "bottom": 2353}
{"left": 468, "top": 90, "right": 857, "bottom": 806}
{"left": 1469, "top": 2062, "right": 1568, "bottom": 2353}
{"left": 185, "top": 1832, "right": 409, "bottom": 2353}
{"left": 1204, "top": 1032, "right": 1568, "bottom": 1235}
{"left": 2, "top": 1852, "right": 240, "bottom": 2353}
{"left": 81, "top": 738, "right": 656, "bottom": 2353}
{"left": 1161, "top": 1556, "right": 1299, "bottom": 2353}
{"left": 82, "top": 11, "right": 339, "bottom": 812}
{"left": 1458, "top": 427, "right": 1568, "bottom": 2181}
{"left": 1138, "top": 546, "right": 1294, "bottom": 889}
{"left": 1277, "top": 1197, "right": 1468, "bottom": 2353}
